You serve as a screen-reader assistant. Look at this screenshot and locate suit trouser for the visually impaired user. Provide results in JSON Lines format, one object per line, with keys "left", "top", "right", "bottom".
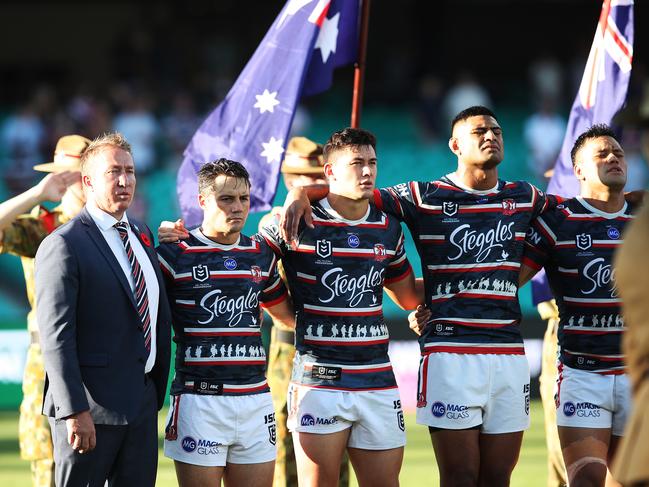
{"left": 49, "top": 377, "right": 158, "bottom": 487}
{"left": 538, "top": 302, "right": 568, "bottom": 487}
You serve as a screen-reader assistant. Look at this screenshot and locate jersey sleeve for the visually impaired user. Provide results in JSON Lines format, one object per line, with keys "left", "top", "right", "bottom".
{"left": 529, "top": 183, "right": 562, "bottom": 218}
{"left": 156, "top": 243, "right": 179, "bottom": 292}
{"left": 373, "top": 182, "right": 420, "bottom": 226}
{"left": 523, "top": 215, "right": 556, "bottom": 271}
{"left": 258, "top": 215, "right": 289, "bottom": 257}
{"left": 260, "top": 250, "right": 288, "bottom": 307}
{"left": 384, "top": 227, "right": 413, "bottom": 284}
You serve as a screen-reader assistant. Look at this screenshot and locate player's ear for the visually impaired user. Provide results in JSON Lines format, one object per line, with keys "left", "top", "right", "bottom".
{"left": 573, "top": 161, "right": 584, "bottom": 181}
{"left": 324, "top": 162, "right": 335, "bottom": 180}
{"left": 198, "top": 191, "right": 207, "bottom": 209}
{"left": 448, "top": 136, "right": 460, "bottom": 156}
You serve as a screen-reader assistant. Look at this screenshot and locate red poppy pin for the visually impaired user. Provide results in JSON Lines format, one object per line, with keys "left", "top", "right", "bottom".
{"left": 140, "top": 233, "right": 152, "bottom": 247}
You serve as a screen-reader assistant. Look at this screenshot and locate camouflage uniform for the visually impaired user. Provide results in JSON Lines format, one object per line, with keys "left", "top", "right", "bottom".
{"left": 537, "top": 299, "right": 567, "bottom": 487}
{"left": 1, "top": 205, "right": 68, "bottom": 487}
{"left": 260, "top": 209, "right": 349, "bottom": 487}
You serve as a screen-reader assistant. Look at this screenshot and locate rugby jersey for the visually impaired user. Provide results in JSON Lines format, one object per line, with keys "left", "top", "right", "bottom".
{"left": 374, "top": 174, "right": 556, "bottom": 355}
{"left": 157, "top": 228, "right": 287, "bottom": 396}
{"left": 261, "top": 198, "right": 413, "bottom": 391}
{"left": 524, "top": 197, "right": 634, "bottom": 374}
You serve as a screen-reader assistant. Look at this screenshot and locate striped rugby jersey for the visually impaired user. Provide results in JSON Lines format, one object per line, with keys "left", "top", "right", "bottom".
{"left": 261, "top": 198, "right": 413, "bottom": 391}
{"left": 524, "top": 197, "right": 634, "bottom": 374}
{"left": 157, "top": 228, "right": 287, "bottom": 396}
{"left": 374, "top": 174, "right": 556, "bottom": 355}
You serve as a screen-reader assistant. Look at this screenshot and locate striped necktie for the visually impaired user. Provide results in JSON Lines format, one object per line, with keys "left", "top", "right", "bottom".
{"left": 114, "top": 222, "right": 151, "bottom": 351}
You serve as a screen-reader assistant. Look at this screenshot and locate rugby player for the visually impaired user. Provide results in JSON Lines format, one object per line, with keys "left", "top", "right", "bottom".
{"left": 282, "top": 106, "right": 558, "bottom": 486}
{"left": 261, "top": 127, "right": 421, "bottom": 487}
{"left": 158, "top": 159, "right": 295, "bottom": 487}
{"left": 519, "top": 125, "right": 634, "bottom": 486}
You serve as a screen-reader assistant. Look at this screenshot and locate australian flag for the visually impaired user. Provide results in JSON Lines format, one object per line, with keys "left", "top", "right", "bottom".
{"left": 177, "top": 0, "right": 360, "bottom": 227}
{"left": 532, "top": 0, "right": 633, "bottom": 304}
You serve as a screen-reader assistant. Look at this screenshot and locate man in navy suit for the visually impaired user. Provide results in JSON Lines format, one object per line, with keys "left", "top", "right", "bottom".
{"left": 35, "top": 132, "right": 171, "bottom": 486}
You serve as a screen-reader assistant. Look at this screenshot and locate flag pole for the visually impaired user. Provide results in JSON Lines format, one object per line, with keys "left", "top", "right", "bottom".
{"left": 350, "top": 0, "right": 371, "bottom": 128}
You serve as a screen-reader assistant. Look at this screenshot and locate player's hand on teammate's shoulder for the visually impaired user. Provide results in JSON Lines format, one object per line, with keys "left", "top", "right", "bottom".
{"left": 158, "top": 218, "right": 189, "bottom": 243}
{"left": 624, "top": 189, "right": 647, "bottom": 207}
{"left": 280, "top": 187, "right": 313, "bottom": 243}
{"left": 408, "top": 304, "right": 431, "bottom": 336}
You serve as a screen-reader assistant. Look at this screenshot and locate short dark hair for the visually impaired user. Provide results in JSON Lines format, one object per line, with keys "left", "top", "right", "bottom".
{"left": 323, "top": 128, "right": 377, "bottom": 161}
{"left": 451, "top": 106, "right": 498, "bottom": 134}
{"left": 197, "top": 158, "right": 250, "bottom": 195}
{"left": 570, "top": 124, "right": 619, "bottom": 166}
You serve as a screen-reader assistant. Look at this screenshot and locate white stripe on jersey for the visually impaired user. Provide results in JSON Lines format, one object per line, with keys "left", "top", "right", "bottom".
{"left": 563, "top": 296, "right": 622, "bottom": 305}
{"left": 183, "top": 327, "right": 261, "bottom": 335}
{"left": 303, "top": 303, "right": 383, "bottom": 314}
{"left": 304, "top": 361, "right": 392, "bottom": 370}
{"left": 426, "top": 261, "right": 520, "bottom": 271}
{"left": 536, "top": 216, "right": 558, "bottom": 244}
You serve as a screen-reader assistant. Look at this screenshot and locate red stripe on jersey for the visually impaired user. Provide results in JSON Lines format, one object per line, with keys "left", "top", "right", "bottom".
{"left": 373, "top": 189, "right": 384, "bottom": 211}
{"left": 292, "top": 383, "right": 399, "bottom": 392}
{"left": 597, "top": 369, "right": 626, "bottom": 375}
{"left": 522, "top": 256, "right": 542, "bottom": 271}
{"left": 424, "top": 346, "right": 525, "bottom": 355}
{"left": 179, "top": 243, "right": 262, "bottom": 253}
{"left": 261, "top": 235, "right": 283, "bottom": 256}
{"left": 314, "top": 220, "right": 388, "bottom": 229}
{"left": 305, "top": 308, "right": 383, "bottom": 317}
{"left": 563, "top": 329, "right": 623, "bottom": 335}
{"left": 222, "top": 383, "right": 269, "bottom": 394}
{"left": 261, "top": 291, "right": 288, "bottom": 308}
{"left": 384, "top": 266, "right": 412, "bottom": 285}
{"left": 303, "top": 338, "right": 389, "bottom": 346}
{"left": 297, "top": 276, "right": 316, "bottom": 284}
{"left": 185, "top": 331, "right": 261, "bottom": 336}
{"left": 342, "top": 365, "right": 393, "bottom": 374}
{"left": 431, "top": 263, "right": 520, "bottom": 273}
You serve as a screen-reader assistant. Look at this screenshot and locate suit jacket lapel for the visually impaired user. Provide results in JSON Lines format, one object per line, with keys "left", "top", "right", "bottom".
{"left": 129, "top": 219, "right": 164, "bottom": 283}
{"left": 80, "top": 207, "right": 138, "bottom": 310}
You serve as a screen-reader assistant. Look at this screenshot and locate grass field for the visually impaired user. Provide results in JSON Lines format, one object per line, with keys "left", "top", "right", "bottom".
{"left": 0, "top": 401, "right": 549, "bottom": 486}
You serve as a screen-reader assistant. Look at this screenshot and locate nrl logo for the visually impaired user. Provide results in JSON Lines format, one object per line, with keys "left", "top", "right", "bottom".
{"left": 442, "top": 202, "right": 458, "bottom": 217}
{"left": 316, "top": 239, "right": 332, "bottom": 259}
{"left": 373, "top": 244, "right": 387, "bottom": 261}
{"left": 575, "top": 233, "right": 592, "bottom": 251}
{"left": 250, "top": 265, "right": 263, "bottom": 283}
{"left": 192, "top": 264, "right": 209, "bottom": 282}
{"left": 268, "top": 424, "right": 277, "bottom": 445}
{"left": 501, "top": 199, "right": 517, "bottom": 216}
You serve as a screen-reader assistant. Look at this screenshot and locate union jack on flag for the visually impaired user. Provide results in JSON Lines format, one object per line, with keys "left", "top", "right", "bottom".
{"left": 532, "top": 0, "right": 633, "bottom": 304}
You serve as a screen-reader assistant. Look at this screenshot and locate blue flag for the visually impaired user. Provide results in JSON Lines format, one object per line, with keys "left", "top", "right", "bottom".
{"left": 532, "top": 0, "right": 634, "bottom": 305}
{"left": 177, "top": 0, "right": 360, "bottom": 227}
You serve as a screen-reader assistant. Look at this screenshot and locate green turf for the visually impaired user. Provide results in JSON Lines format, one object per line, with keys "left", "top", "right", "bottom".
{"left": 0, "top": 401, "right": 549, "bottom": 486}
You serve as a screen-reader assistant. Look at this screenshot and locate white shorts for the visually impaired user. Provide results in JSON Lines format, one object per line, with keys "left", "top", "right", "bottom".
{"left": 556, "top": 366, "right": 631, "bottom": 436}
{"left": 416, "top": 352, "right": 531, "bottom": 434}
{"left": 287, "top": 384, "right": 406, "bottom": 450}
{"left": 163, "top": 393, "right": 277, "bottom": 466}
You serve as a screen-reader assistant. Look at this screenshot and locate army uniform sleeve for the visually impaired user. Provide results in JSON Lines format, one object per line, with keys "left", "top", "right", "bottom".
{"left": 0, "top": 207, "right": 54, "bottom": 258}
{"left": 384, "top": 227, "right": 413, "bottom": 284}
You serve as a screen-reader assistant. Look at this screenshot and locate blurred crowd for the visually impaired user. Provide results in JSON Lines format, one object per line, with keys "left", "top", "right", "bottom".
{"left": 2, "top": 54, "right": 649, "bottom": 224}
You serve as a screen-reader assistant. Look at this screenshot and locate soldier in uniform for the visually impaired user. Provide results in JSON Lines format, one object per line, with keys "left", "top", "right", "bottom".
{"left": 0, "top": 135, "right": 90, "bottom": 487}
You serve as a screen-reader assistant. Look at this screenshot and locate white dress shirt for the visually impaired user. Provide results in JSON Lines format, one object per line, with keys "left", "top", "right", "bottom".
{"left": 86, "top": 202, "right": 159, "bottom": 373}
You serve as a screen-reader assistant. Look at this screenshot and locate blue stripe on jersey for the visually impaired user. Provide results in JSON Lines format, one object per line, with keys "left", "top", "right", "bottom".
{"left": 375, "top": 177, "right": 556, "bottom": 355}
{"left": 157, "top": 229, "right": 286, "bottom": 395}
{"left": 524, "top": 197, "right": 634, "bottom": 373}
{"left": 261, "top": 200, "right": 411, "bottom": 391}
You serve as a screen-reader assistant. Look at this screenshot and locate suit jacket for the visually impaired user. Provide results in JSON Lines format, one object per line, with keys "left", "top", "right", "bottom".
{"left": 35, "top": 207, "right": 171, "bottom": 424}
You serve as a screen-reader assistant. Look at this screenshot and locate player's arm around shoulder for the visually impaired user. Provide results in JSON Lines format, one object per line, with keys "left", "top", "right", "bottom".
{"left": 35, "top": 229, "right": 89, "bottom": 419}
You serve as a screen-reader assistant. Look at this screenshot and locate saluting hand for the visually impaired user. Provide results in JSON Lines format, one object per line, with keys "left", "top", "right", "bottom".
{"left": 35, "top": 171, "right": 80, "bottom": 203}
